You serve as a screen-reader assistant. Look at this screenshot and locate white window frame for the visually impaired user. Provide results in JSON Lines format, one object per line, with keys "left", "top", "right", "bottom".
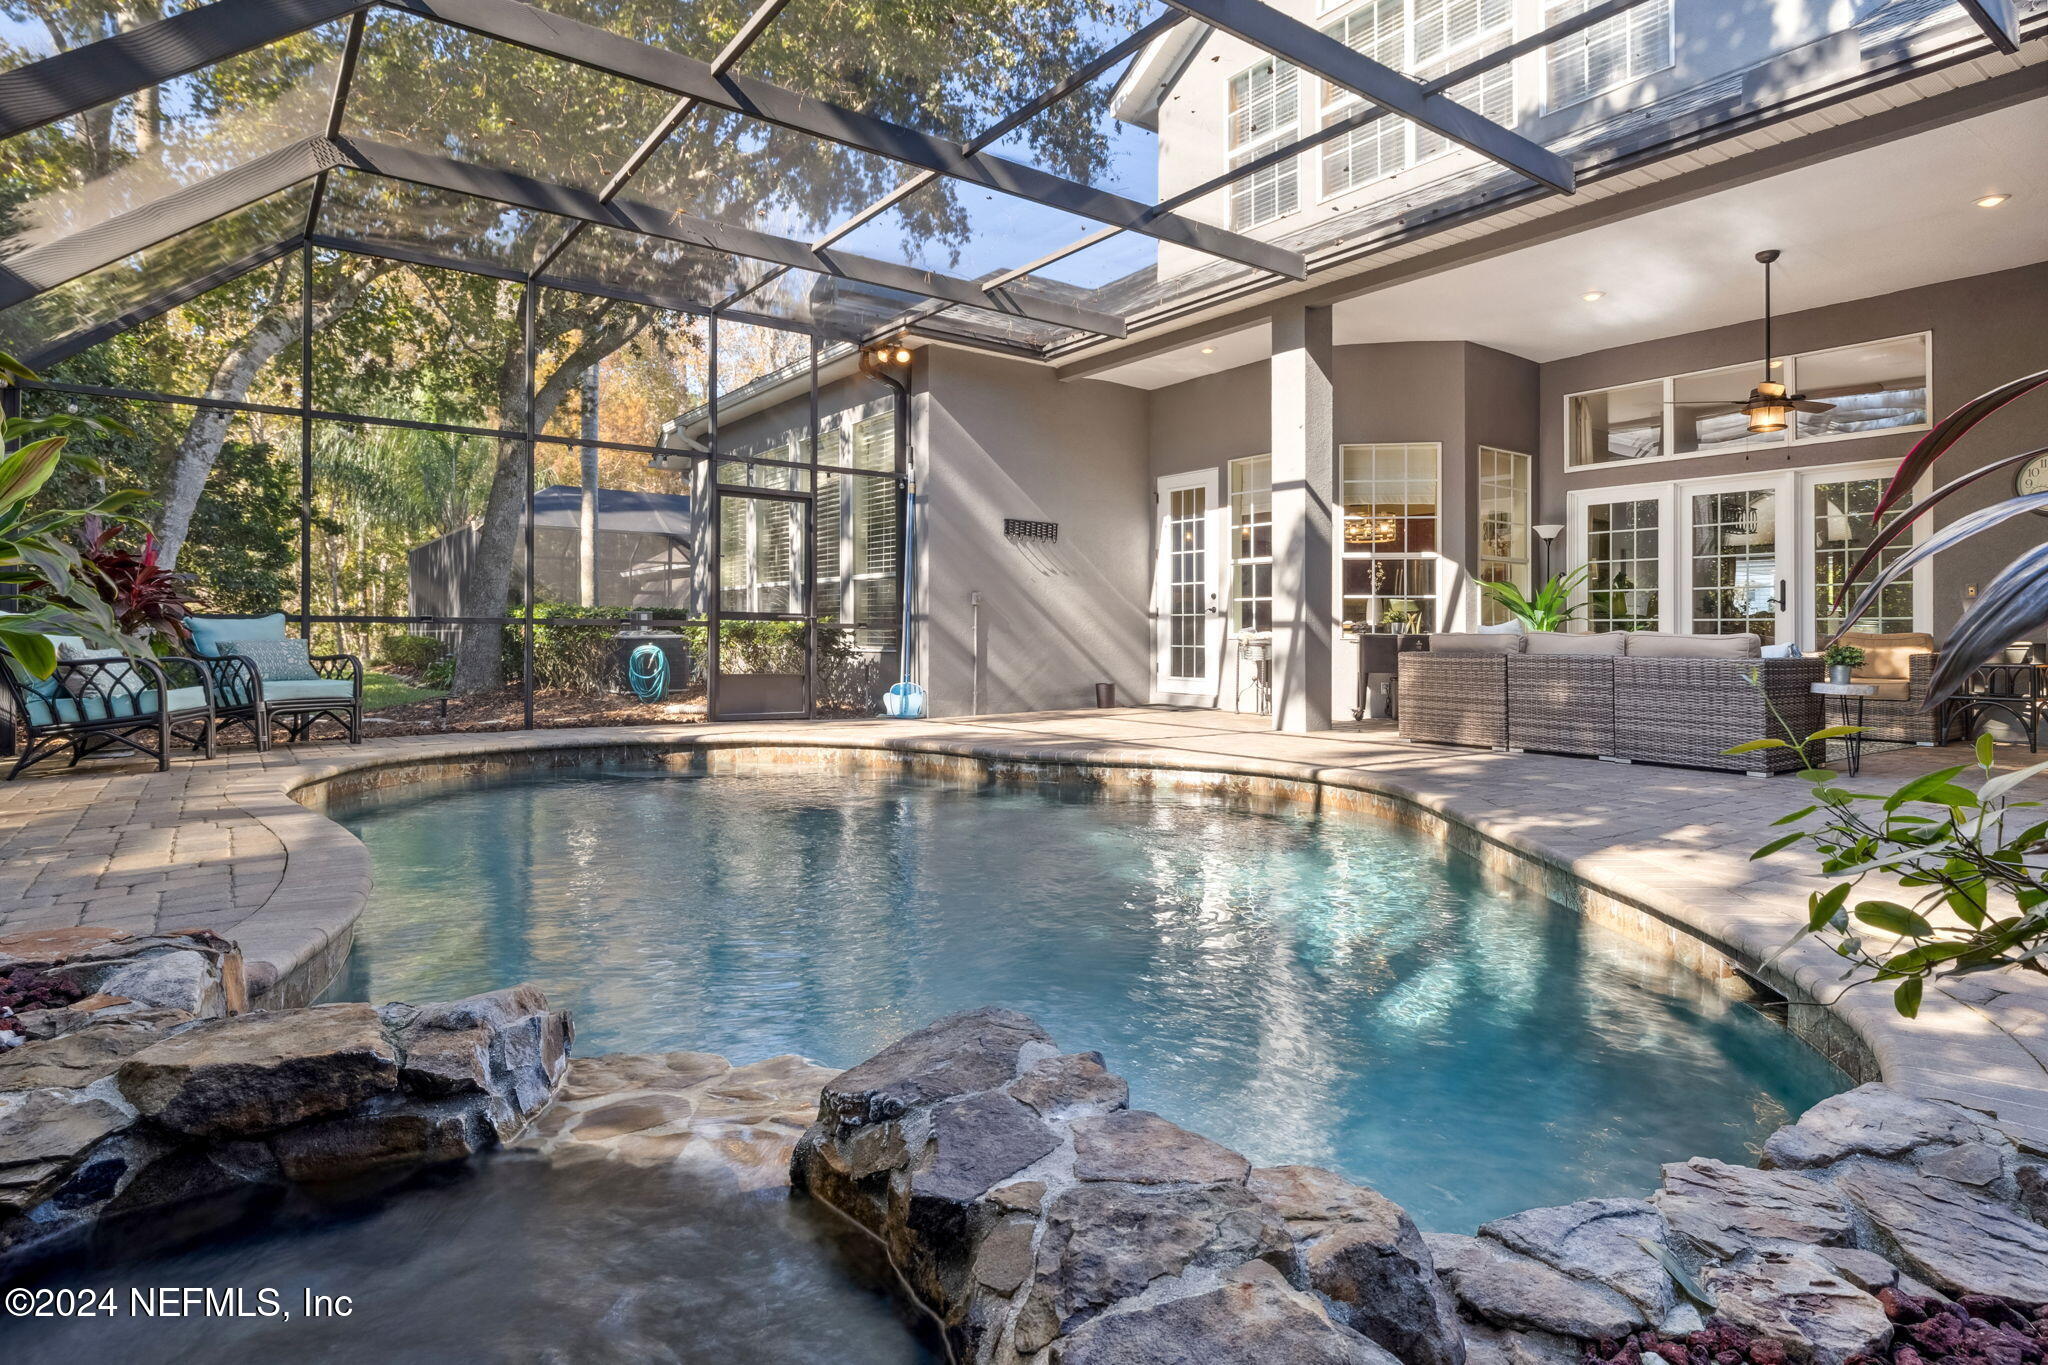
{"left": 1564, "top": 461, "right": 1933, "bottom": 648}
{"left": 1228, "top": 454, "right": 1274, "bottom": 637}
{"left": 1227, "top": 58, "right": 1302, "bottom": 230}
{"left": 1338, "top": 441, "right": 1444, "bottom": 634}
{"left": 1542, "top": 0, "right": 1674, "bottom": 114}
{"left": 1477, "top": 446, "right": 1532, "bottom": 624}
{"left": 1562, "top": 332, "right": 1935, "bottom": 474}
{"left": 1154, "top": 469, "right": 1225, "bottom": 700}
{"left": 1315, "top": 0, "right": 1515, "bottom": 203}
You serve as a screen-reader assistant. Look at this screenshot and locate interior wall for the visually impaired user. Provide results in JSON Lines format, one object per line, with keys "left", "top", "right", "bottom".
{"left": 1538, "top": 261, "right": 2048, "bottom": 637}
{"left": 915, "top": 346, "right": 1152, "bottom": 717}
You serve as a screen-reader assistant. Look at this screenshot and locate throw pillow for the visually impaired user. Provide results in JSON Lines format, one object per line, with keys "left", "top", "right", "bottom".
{"left": 187, "top": 612, "right": 287, "bottom": 660}
{"left": 1760, "top": 642, "right": 1804, "bottom": 659}
{"left": 55, "top": 643, "right": 144, "bottom": 704}
{"left": 223, "top": 637, "right": 319, "bottom": 682}
{"left": 1476, "top": 619, "right": 1526, "bottom": 635}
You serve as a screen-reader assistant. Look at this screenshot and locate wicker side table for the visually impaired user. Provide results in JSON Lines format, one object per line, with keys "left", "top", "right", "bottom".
{"left": 1813, "top": 681, "right": 1877, "bottom": 776}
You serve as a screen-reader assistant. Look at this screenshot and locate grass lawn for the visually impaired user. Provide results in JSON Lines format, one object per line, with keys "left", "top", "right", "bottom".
{"left": 363, "top": 671, "right": 446, "bottom": 710}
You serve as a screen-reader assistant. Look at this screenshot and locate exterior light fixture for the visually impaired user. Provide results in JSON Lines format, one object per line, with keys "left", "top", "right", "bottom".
{"left": 1975, "top": 193, "right": 2011, "bottom": 209}
{"left": 862, "top": 342, "right": 913, "bottom": 370}
{"left": 892, "top": 346, "right": 913, "bottom": 365}
{"left": 1580, "top": 290, "right": 1605, "bottom": 302}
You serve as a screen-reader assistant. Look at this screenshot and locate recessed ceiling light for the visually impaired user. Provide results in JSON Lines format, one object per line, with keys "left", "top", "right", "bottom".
{"left": 1976, "top": 193, "right": 2011, "bottom": 209}
{"left": 1200, "top": 346, "right": 1216, "bottom": 355}
{"left": 1770, "top": 359, "right": 1784, "bottom": 370}
{"left": 1581, "top": 290, "right": 1605, "bottom": 302}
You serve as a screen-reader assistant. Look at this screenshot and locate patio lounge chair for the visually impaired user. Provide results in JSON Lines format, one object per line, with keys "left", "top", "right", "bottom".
{"left": 185, "top": 612, "right": 363, "bottom": 750}
{"left": 0, "top": 635, "right": 219, "bottom": 779}
{"left": 1835, "top": 631, "right": 1944, "bottom": 745}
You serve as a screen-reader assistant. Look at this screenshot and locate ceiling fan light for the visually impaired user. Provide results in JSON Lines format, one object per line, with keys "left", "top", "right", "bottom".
{"left": 1743, "top": 381, "right": 1792, "bottom": 434}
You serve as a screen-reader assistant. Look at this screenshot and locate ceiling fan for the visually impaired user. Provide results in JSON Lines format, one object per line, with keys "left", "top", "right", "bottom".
{"left": 1690, "top": 250, "right": 1862, "bottom": 434}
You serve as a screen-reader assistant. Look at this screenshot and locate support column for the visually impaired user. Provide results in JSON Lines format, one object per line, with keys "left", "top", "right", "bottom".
{"left": 1269, "top": 304, "right": 1335, "bottom": 732}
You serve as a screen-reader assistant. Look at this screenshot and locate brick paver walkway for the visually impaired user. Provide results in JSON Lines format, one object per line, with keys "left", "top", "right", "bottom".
{"left": 3, "top": 709, "right": 2043, "bottom": 1151}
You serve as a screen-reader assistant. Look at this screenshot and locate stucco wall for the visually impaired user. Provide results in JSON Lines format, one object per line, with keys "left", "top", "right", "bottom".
{"left": 915, "top": 347, "right": 1153, "bottom": 717}
{"left": 1539, "top": 261, "right": 2048, "bottom": 637}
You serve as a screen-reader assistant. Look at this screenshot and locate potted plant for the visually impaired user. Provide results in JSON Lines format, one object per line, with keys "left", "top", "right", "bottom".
{"left": 1478, "top": 565, "right": 1591, "bottom": 633}
{"left": 1820, "top": 643, "right": 1864, "bottom": 685}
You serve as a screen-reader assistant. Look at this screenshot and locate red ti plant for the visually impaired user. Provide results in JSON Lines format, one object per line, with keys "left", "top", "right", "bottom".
{"left": 76, "top": 515, "right": 201, "bottom": 647}
{"left": 1827, "top": 368, "right": 2048, "bottom": 701}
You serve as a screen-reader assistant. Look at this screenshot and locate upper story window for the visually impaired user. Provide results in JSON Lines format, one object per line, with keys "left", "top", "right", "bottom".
{"left": 1565, "top": 333, "right": 1932, "bottom": 469}
{"left": 1228, "top": 59, "right": 1301, "bottom": 229}
{"left": 1318, "top": 0, "right": 1515, "bottom": 199}
{"left": 1544, "top": 0, "right": 1674, "bottom": 110}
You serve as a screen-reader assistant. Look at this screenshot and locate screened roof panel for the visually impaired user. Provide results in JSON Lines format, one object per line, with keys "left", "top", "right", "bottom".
{"left": 628, "top": 107, "right": 915, "bottom": 242}
{"left": 736, "top": 268, "right": 926, "bottom": 336}
{"left": 728, "top": 0, "right": 1165, "bottom": 145}
{"left": 342, "top": 7, "right": 674, "bottom": 193}
{"left": 316, "top": 169, "right": 577, "bottom": 276}
{"left": 829, "top": 180, "right": 1106, "bottom": 286}
{"left": 540, "top": 222, "right": 773, "bottom": 310}
{"left": 982, "top": 53, "right": 1162, "bottom": 204}
{"left": 0, "top": 183, "right": 311, "bottom": 361}
{"left": 0, "top": 24, "right": 342, "bottom": 257}
{"left": 521, "top": 0, "right": 755, "bottom": 58}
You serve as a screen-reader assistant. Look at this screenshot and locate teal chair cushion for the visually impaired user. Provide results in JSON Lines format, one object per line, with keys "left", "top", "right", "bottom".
{"left": 188, "top": 613, "right": 287, "bottom": 659}
{"left": 22, "top": 685, "right": 209, "bottom": 727}
{"left": 260, "top": 679, "right": 355, "bottom": 703}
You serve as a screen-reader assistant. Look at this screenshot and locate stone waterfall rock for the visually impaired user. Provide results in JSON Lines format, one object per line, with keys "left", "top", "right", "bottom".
{"left": 790, "top": 1006, "right": 1459, "bottom": 1365}
{"left": 1252, "top": 1163, "right": 1466, "bottom": 1365}
{"left": 1831, "top": 1163, "right": 2048, "bottom": 1303}
{"left": 1477, "top": 1198, "right": 1677, "bottom": 1322}
{"left": 0, "top": 984, "right": 572, "bottom": 1272}
{"left": 1701, "top": 1248, "right": 1892, "bottom": 1365}
{"left": 1652, "top": 1157, "right": 1854, "bottom": 1261}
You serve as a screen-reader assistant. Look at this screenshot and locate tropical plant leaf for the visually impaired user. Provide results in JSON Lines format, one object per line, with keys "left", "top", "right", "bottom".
{"left": 1826, "top": 444, "right": 2048, "bottom": 620}
{"left": 1924, "top": 540, "right": 2048, "bottom": 703}
{"left": 0, "top": 438, "right": 65, "bottom": 510}
{"left": 1894, "top": 977, "right": 1923, "bottom": 1018}
{"left": 1634, "top": 1236, "right": 1716, "bottom": 1310}
{"left": 1854, "top": 901, "right": 1935, "bottom": 938}
{"left": 0, "top": 624, "right": 56, "bottom": 678}
{"left": 1980, "top": 759, "right": 2048, "bottom": 805}
{"left": 1829, "top": 490, "right": 2048, "bottom": 638}
{"left": 1876, "top": 368, "right": 2048, "bottom": 517}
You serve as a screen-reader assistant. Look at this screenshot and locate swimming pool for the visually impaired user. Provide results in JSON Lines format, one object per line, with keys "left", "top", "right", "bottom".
{"left": 328, "top": 760, "right": 1845, "bottom": 1231}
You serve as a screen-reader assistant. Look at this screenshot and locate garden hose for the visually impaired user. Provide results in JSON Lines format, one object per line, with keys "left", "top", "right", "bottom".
{"left": 627, "top": 642, "right": 669, "bottom": 701}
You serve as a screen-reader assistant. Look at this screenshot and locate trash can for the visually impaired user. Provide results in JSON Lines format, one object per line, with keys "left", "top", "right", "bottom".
{"left": 1094, "top": 682, "right": 1117, "bottom": 708}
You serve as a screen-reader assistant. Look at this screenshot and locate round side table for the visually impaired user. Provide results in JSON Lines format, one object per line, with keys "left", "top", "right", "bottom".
{"left": 1812, "top": 681, "right": 1877, "bottom": 775}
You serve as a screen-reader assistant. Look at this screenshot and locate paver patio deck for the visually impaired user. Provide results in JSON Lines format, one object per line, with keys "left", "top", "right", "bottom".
{"left": 4, "top": 707, "right": 2044, "bottom": 1154}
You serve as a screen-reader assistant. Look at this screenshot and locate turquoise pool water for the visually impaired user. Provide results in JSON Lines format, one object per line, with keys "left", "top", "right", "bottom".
{"left": 330, "top": 763, "right": 1845, "bottom": 1230}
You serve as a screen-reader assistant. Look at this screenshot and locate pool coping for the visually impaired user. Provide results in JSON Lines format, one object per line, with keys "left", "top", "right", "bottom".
{"left": 30, "top": 715, "right": 2048, "bottom": 1155}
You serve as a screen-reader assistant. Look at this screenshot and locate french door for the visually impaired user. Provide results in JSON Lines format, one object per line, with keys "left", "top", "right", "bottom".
{"left": 1567, "top": 462, "right": 1926, "bottom": 649}
{"left": 1154, "top": 470, "right": 1223, "bottom": 702}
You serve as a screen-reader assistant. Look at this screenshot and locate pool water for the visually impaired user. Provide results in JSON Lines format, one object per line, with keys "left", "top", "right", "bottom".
{"left": 330, "top": 763, "right": 1845, "bottom": 1230}
{"left": 7, "top": 1156, "right": 935, "bottom": 1363}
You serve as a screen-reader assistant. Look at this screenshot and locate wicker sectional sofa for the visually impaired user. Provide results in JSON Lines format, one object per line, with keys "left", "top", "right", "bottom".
{"left": 1398, "top": 631, "right": 1824, "bottom": 776}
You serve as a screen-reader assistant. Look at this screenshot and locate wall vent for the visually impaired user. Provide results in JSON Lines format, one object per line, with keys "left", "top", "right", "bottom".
{"left": 1003, "top": 518, "right": 1058, "bottom": 542}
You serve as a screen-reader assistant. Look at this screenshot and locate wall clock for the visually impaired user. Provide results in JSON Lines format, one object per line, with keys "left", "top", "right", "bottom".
{"left": 2021, "top": 452, "right": 2048, "bottom": 513}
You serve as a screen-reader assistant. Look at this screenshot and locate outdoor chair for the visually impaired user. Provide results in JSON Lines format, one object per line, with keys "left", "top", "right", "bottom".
{"left": 0, "top": 634, "right": 219, "bottom": 779}
{"left": 1835, "top": 631, "right": 1944, "bottom": 745}
{"left": 185, "top": 612, "right": 363, "bottom": 750}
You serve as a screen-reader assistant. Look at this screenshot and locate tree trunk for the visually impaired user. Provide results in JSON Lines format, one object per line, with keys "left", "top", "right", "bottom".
{"left": 449, "top": 306, "right": 649, "bottom": 696}
{"left": 156, "top": 261, "right": 389, "bottom": 572}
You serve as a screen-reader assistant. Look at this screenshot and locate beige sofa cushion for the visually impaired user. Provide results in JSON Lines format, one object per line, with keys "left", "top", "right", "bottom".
{"left": 1852, "top": 677, "right": 1913, "bottom": 701}
{"left": 1524, "top": 631, "right": 1626, "bottom": 656}
{"left": 1428, "top": 632, "right": 1527, "bottom": 654}
{"left": 1839, "top": 631, "right": 1935, "bottom": 679}
{"left": 1624, "top": 632, "right": 1763, "bottom": 658}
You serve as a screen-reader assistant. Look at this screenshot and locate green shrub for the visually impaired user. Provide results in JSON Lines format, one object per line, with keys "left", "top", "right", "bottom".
{"left": 377, "top": 632, "right": 447, "bottom": 672}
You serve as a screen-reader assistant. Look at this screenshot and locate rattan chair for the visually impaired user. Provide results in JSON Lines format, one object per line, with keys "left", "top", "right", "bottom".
{"left": 1614, "top": 657, "right": 1823, "bottom": 776}
{"left": 184, "top": 612, "right": 363, "bottom": 751}
{"left": 1397, "top": 654, "right": 1507, "bottom": 747}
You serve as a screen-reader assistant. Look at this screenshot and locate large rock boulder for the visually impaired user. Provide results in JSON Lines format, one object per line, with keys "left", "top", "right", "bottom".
{"left": 1831, "top": 1164, "right": 2048, "bottom": 1303}
{"left": 1762, "top": 1083, "right": 2019, "bottom": 1195}
{"left": 0, "top": 983, "right": 571, "bottom": 1272}
{"left": 791, "top": 1007, "right": 1447, "bottom": 1365}
{"left": 116, "top": 1004, "right": 399, "bottom": 1137}
{"left": 1701, "top": 1248, "right": 1891, "bottom": 1365}
{"left": 1652, "top": 1158, "right": 1854, "bottom": 1261}
{"left": 1426, "top": 1232, "right": 1648, "bottom": 1341}
{"left": 1252, "top": 1163, "right": 1465, "bottom": 1365}
{"left": 1478, "top": 1198, "right": 1677, "bottom": 1322}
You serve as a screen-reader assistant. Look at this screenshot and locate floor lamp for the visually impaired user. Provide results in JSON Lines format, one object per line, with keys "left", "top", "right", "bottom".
{"left": 1534, "top": 523, "right": 1565, "bottom": 583}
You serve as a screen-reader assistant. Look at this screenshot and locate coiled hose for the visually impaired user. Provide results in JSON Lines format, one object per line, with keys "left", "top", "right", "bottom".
{"left": 627, "top": 643, "right": 669, "bottom": 701}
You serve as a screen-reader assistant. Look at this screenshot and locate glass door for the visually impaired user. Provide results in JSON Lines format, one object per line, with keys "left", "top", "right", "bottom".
{"left": 1572, "top": 486, "right": 1671, "bottom": 633}
{"left": 1682, "top": 478, "right": 1795, "bottom": 645}
{"left": 1155, "top": 470, "right": 1222, "bottom": 700}
{"left": 711, "top": 489, "right": 811, "bottom": 720}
